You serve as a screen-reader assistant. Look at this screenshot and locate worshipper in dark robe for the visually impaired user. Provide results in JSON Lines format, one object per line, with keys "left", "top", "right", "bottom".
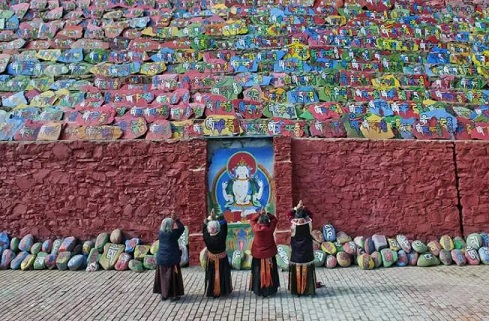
{"left": 203, "top": 209, "right": 233, "bottom": 298}
{"left": 288, "top": 200, "right": 317, "bottom": 296}
{"left": 249, "top": 208, "right": 280, "bottom": 297}
{"left": 153, "top": 212, "right": 185, "bottom": 301}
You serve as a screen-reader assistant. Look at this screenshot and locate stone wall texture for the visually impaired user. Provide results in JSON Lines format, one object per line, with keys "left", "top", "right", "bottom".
{"left": 1, "top": 139, "right": 488, "bottom": 265}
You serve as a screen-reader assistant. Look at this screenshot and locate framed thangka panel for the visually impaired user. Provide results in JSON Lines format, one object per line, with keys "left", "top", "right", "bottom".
{"left": 207, "top": 139, "right": 274, "bottom": 255}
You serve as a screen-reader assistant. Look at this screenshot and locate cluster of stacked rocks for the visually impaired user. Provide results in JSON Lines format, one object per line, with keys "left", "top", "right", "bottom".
{"left": 274, "top": 225, "right": 489, "bottom": 270}
{"left": 0, "top": 228, "right": 189, "bottom": 272}
{"left": 199, "top": 248, "right": 254, "bottom": 270}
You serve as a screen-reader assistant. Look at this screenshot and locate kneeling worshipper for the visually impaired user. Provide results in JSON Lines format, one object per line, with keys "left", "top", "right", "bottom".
{"left": 288, "top": 200, "right": 317, "bottom": 296}
{"left": 203, "top": 209, "right": 233, "bottom": 298}
{"left": 249, "top": 208, "right": 280, "bottom": 297}
{"left": 153, "top": 212, "right": 185, "bottom": 301}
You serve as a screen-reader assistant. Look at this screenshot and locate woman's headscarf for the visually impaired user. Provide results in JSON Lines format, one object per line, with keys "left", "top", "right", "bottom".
{"left": 207, "top": 220, "right": 220, "bottom": 236}
{"left": 160, "top": 218, "right": 173, "bottom": 233}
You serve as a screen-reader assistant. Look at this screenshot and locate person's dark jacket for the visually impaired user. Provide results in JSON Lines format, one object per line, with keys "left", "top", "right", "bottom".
{"left": 157, "top": 219, "right": 184, "bottom": 266}
{"left": 203, "top": 219, "right": 227, "bottom": 254}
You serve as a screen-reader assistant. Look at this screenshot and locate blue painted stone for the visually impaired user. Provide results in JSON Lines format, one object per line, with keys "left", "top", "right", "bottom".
{"left": 41, "top": 240, "right": 53, "bottom": 253}
{"left": 18, "top": 234, "right": 34, "bottom": 252}
{"left": 451, "top": 249, "right": 466, "bottom": 266}
{"left": 407, "top": 252, "right": 419, "bottom": 266}
{"left": 439, "top": 250, "right": 452, "bottom": 266}
{"left": 322, "top": 224, "right": 336, "bottom": 242}
{"left": 478, "top": 247, "right": 489, "bottom": 265}
{"left": 480, "top": 233, "right": 489, "bottom": 247}
{"left": 45, "top": 254, "right": 57, "bottom": 269}
{"left": 10, "top": 251, "right": 29, "bottom": 270}
{"left": 396, "top": 250, "right": 408, "bottom": 267}
{"left": 68, "top": 254, "right": 85, "bottom": 271}
{"left": 0, "top": 232, "right": 9, "bottom": 249}
{"left": 125, "top": 238, "right": 140, "bottom": 253}
{"left": 51, "top": 239, "right": 62, "bottom": 255}
{"left": 364, "top": 237, "right": 375, "bottom": 254}
{"left": 59, "top": 236, "right": 77, "bottom": 252}
{"left": 1, "top": 249, "right": 15, "bottom": 269}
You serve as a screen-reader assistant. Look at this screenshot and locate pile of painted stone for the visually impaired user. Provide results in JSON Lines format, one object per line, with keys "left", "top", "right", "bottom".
{"left": 275, "top": 225, "right": 489, "bottom": 270}
{"left": 0, "top": 228, "right": 189, "bottom": 272}
{"left": 200, "top": 247, "right": 254, "bottom": 270}
{"left": 1, "top": 1, "right": 489, "bottom": 141}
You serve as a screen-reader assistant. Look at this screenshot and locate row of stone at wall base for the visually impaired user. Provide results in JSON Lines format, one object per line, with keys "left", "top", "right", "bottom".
{"left": 0, "top": 229, "right": 189, "bottom": 272}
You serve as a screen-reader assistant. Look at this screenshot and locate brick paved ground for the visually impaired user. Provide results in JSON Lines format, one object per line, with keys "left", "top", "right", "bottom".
{"left": 1, "top": 266, "right": 489, "bottom": 321}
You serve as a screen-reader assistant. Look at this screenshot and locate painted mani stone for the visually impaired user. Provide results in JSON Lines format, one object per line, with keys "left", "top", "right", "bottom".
{"left": 325, "top": 255, "right": 337, "bottom": 269}
{"left": 115, "top": 253, "right": 132, "bottom": 271}
{"left": 427, "top": 241, "right": 442, "bottom": 256}
{"left": 439, "top": 250, "right": 452, "bottom": 266}
{"left": 407, "top": 251, "right": 419, "bottom": 266}
{"left": 125, "top": 238, "right": 140, "bottom": 253}
{"left": 18, "top": 234, "right": 34, "bottom": 252}
{"left": 1, "top": 249, "right": 15, "bottom": 269}
{"left": 30, "top": 242, "right": 42, "bottom": 255}
{"left": 451, "top": 249, "right": 467, "bottom": 266}
{"left": 51, "top": 239, "right": 62, "bottom": 255}
{"left": 134, "top": 245, "right": 151, "bottom": 260}
{"left": 21, "top": 254, "right": 36, "bottom": 270}
{"left": 465, "top": 248, "right": 480, "bottom": 265}
{"left": 396, "top": 235, "right": 411, "bottom": 253}
{"left": 99, "top": 243, "right": 125, "bottom": 270}
{"left": 372, "top": 234, "right": 388, "bottom": 251}
{"left": 83, "top": 241, "right": 94, "bottom": 255}
{"left": 357, "top": 254, "right": 374, "bottom": 270}
{"left": 143, "top": 255, "right": 157, "bottom": 270}
{"left": 371, "top": 251, "right": 382, "bottom": 268}
{"left": 10, "top": 238, "right": 19, "bottom": 252}
{"left": 381, "top": 248, "right": 397, "bottom": 267}
{"left": 453, "top": 237, "right": 466, "bottom": 250}
{"left": 11, "top": 251, "right": 29, "bottom": 270}
{"left": 322, "top": 224, "right": 336, "bottom": 242}
{"left": 41, "top": 240, "right": 53, "bottom": 253}
{"left": 68, "top": 254, "right": 86, "bottom": 270}
{"left": 417, "top": 253, "right": 440, "bottom": 267}
{"left": 56, "top": 251, "right": 72, "bottom": 270}
{"left": 129, "top": 259, "right": 144, "bottom": 272}
{"left": 343, "top": 242, "right": 357, "bottom": 256}
{"left": 110, "top": 229, "right": 123, "bottom": 244}
{"left": 34, "top": 252, "right": 48, "bottom": 270}
{"left": 180, "top": 245, "right": 189, "bottom": 267}
{"left": 466, "top": 233, "right": 482, "bottom": 250}
{"left": 200, "top": 248, "right": 208, "bottom": 269}
{"left": 412, "top": 240, "right": 428, "bottom": 254}
{"left": 364, "top": 237, "right": 376, "bottom": 254}
{"left": 45, "top": 254, "right": 57, "bottom": 269}
{"left": 59, "top": 236, "right": 77, "bottom": 252}
{"left": 231, "top": 250, "right": 243, "bottom": 270}
{"left": 313, "top": 250, "right": 326, "bottom": 267}
{"left": 481, "top": 233, "right": 489, "bottom": 247}
{"left": 321, "top": 242, "right": 337, "bottom": 255}
{"left": 396, "top": 250, "right": 408, "bottom": 267}
{"left": 150, "top": 240, "right": 159, "bottom": 255}
{"left": 478, "top": 247, "right": 489, "bottom": 265}
{"left": 276, "top": 245, "right": 291, "bottom": 271}
{"left": 387, "top": 238, "right": 401, "bottom": 252}
{"left": 336, "top": 231, "right": 352, "bottom": 245}
{"left": 312, "top": 230, "right": 324, "bottom": 244}
{"left": 336, "top": 252, "right": 352, "bottom": 267}
{"left": 95, "top": 233, "right": 110, "bottom": 252}
{"left": 353, "top": 236, "right": 365, "bottom": 249}
{"left": 440, "top": 235, "right": 454, "bottom": 251}
{"left": 241, "top": 250, "right": 252, "bottom": 270}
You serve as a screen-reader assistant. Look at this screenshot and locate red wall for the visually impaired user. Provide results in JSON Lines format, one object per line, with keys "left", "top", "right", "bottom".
{"left": 1, "top": 139, "right": 489, "bottom": 265}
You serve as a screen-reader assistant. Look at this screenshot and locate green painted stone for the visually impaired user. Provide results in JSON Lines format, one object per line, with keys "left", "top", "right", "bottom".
{"left": 51, "top": 239, "right": 62, "bottom": 255}
{"left": 321, "top": 242, "right": 337, "bottom": 255}
{"left": 336, "top": 252, "right": 351, "bottom": 267}
{"left": 34, "top": 252, "right": 48, "bottom": 270}
{"left": 439, "top": 235, "right": 454, "bottom": 251}
{"left": 388, "top": 238, "right": 401, "bottom": 252}
{"left": 335, "top": 242, "right": 344, "bottom": 253}
{"left": 313, "top": 250, "right": 326, "bottom": 267}
{"left": 439, "top": 250, "right": 452, "bottom": 265}
{"left": 56, "top": 251, "right": 71, "bottom": 271}
{"left": 241, "top": 250, "right": 252, "bottom": 270}
{"left": 21, "top": 254, "right": 36, "bottom": 270}
{"left": 143, "top": 254, "right": 157, "bottom": 270}
{"left": 87, "top": 248, "right": 100, "bottom": 267}
{"left": 59, "top": 236, "right": 77, "bottom": 252}
{"left": 95, "top": 233, "right": 110, "bottom": 252}
{"left": 417, "top": 253, "right": 440, "bottom": 267}
{"left": 412, "top": 240, "right": 428, "bottom": 254}
{"left": 478, "top": 247, "right": 489, "bottom": 265}
{"left": 30, "top": 242, "right": 42, "bottom": 255}
{"left": 466, "top": 233, "right": 482, "bottom": 250}
{"left": 134, "top": 245, "right": 150, "bottom": 260}
{"left": 231, "top": 250, "right": 243, "bottom": 270}
{"left": 68, "top": 254, "right": 85, "bottom": 271}
{"left": 371, "top": 251, "right": 382, "bottom": 268}
{"left": 99, "top": 243, "right": 125, "bottom": 270}
{"left": 129, "top": 259, "right": 145, "bottom": 272}
{"left": 381, "top": 249, "right": 398, "bottom": 267}
{"left": 336, "top": 231, "right": 352, "bottom": 244}
{"left": 82, "top": 241, "right": 94, "bottom": 255}
{"left": 200, "top": 248, "right": 208, "bottom": 269}
{"left": 453, "top": 237, "right": 466, "bottom": 250}
{"left": 10, "top": 237, "right": 19, "bottom": 252}
{"left": 357, "top": 253, "right": 375, "bottom": 270}
{"left": 150, "top": 240, "right": 159, "bottom": 255}
{"left": 427, "top": 241, "right": 442, "bottom": 256}
{"left": 276, "top": 245, "right": 291, "bottom": 271}
{"left": 110, "top": 229, "right": 123, "bottom": 244}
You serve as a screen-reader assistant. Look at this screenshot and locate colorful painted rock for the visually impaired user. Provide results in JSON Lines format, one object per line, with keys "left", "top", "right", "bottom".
{"left": 125, "top": 238, "right": 141, "bottom": 253}
{"left": 18, "top": 234, "right": 34, "bottom": 252}
{"left": 29, "top": 242, "right": 42, "bottom": 255}
{"left": 41, "top": 240, "right": 53, "bottom": 253}
{"left": 388, "top": 238, "right": 401, "bottom": 252}
{"left": 86, "top": 248, "right": 100, "bottom": 268}
{"left": 312, "top": 230, "right": 324, "bottom": 244}
{"left": 465, "top": 249, "right": 480, "bottom": 265}
{"left": 371, "top": 251, "right": 382, "bottom": 268}
{"left": 115, "top": 253, "right": 132, "bottom": 271}
{"left": 45, "top": 254, "right": 57, "bottom": 270}
{"left": 396, "top": 235, "right": 411, "bottom": 253}
{"left": 407, "top": 252, "right": 419, "bottom": 266}
{"left": 143, "top": 254, "right": 157, "bottom": 270}
{"left": 231, "top": 250, "right": 243, "bottom": 270}
{"left": 200, "top": 248, "right": 208, "bottom": 269}
{"left": 86, "top": 262, "right": 99, "bottom": 272}
{"left": 357, "top": 254, "right": 375, "bottom": 270}
{"left": 129, "top": 259, "right": 145, "bottom": 273}
{"left": 453, "top": 237, "right": 466, "bottom": 250}
{"left": 364, "top": 237, "right": 375, "bottom": 254}
{"left": 276, "top": 245, "right": 290, "bottom": 271}
{"left": 478, "top": 247, "right": 489, "bottom": 265}
{"left": 481, "top": 233, "right": 489, "bottom": 248}
{"left": 412, "top": 240, "right": 428, "bottom": 254}
{"left": 439, "top": 250, "right": 452, "bottom": 266}
{"left": 82, "top": 241, "right": 94, "bottom": 255}
{"left": 381, "top": 249, "right": 398, "bottom": 268}
{"left": 466, "top": 233, "right": 482, "bottom": 250}
{"left": 110, "top": 229, "right": 123, "bottom": 244}
{"left": 325, "top": 255, "right": 337, "bottom": 269}
{"left": 68, "top": 254, "right": 86, "bottom": 271}
{"left": 372, "top": 234, "right": 388, "bottom": 251}
{"left": 21, "top": 254, "right": 36, "bottom": 271}
{"left": 336, "top": 231, "right": 352, "bottom": 244}
{"left": 353, "top": 236, "right": 365, "bottom": 249}
{"left": 343, "top": 242, "right": 357, "bottom": 256}
{"left": 428, "top": 241, "right": 442, "bottom": 256}
{"left": 1, "top": 249, "right": 15, "bottom": 269}
{"left": 134, "top": 245, "right": 151, "bottom": 260}
{"left": 396, "top": 250, "right": 409, "bottom": 267}
{"left": 100, "top": 243, "right": 125, "bottom": 270}
{"left": 337, "top": 252, "right": 352, "bottom": 267}
{"left": 33, "top": 252, "right": 48, "bottom": 270}
{"left": 439, "top": 235, "right": 454, "bottom": 251}
{"left": 10, "top": 251, "right": 29, "bottom": 270}
{"left": 10, "top": 237, "right": 19, "bottom": 252}
{"left": 51, "top": 239, "right": 62, "bottom": 255}
{"left": 150, "top": 240, "right": 159, "bottom": 255}
{"left": 321, "top": 241, "right": 337, "bottom": 255}
{"left": 180, "top": 245, "right": 189, "bottom": 267}
{"left": 56, "top": 252, "right": 71, "bottom": 271}
{"left": 241, "top": 250, "right": 252, "bottom": 270}
{"left": 0, "top": 232, "right": 9, "bottom": 249}
{"left": 322, "top": 224, "right": 336, "bottom": 242}
{"left": 451, "top": 249, "right": 467, "bottom": 266}
{"left": 417, "top": 253, "right": 441, "bottom": 267}
{"left": 314, "top": 250, "right": 326, "bottom": 267}
{"left": 59, "top": 236, "right": 77, "bottom": 252}
{"left": 95, "top": 233, "right": 109, "bottom": 252}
